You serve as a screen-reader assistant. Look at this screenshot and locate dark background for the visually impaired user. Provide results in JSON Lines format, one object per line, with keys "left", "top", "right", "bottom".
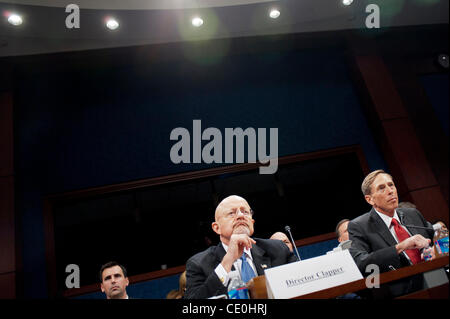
{"left": 53, "top": 152, "right": 367, "bottom": 289}
{"left": 12, "top": 38, "right": 387, "bottom": 297}
{"left": 2, "top": 23, "right": 448, "bottom": 298}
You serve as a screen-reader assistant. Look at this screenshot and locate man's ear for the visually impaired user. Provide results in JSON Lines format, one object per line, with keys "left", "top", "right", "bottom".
{"left": 125, "top": 278, "right": 129, "bottom": 287}
{"left": 212, "top": 221, "right": 220, "bottom": 235}
{"left": 100, "top": 283, "right": 105, "bottom": 293}
{"left": 365, "top": 194, "right": 373, "bottom": 206}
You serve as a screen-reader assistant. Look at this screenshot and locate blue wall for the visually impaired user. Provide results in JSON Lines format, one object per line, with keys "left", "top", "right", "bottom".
{"left": 74, "top": 273, "right": 181, "bottom": 300}
{"left": 14, "top": 46, "right": 386, "bottom": 298}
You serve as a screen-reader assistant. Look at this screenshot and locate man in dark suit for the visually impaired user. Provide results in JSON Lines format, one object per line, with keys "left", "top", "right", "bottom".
{"left": 348, "top": 170, "right": 434, "bottom": 297}
{"left": 185, "top": 195, "right": 297, "bottom": 299}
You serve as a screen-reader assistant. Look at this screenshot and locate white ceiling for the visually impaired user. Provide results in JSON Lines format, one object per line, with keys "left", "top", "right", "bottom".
{"left": 0, "top": 0, "right": 276, "bottom": 10}
{"left": 0, "top": 0, "right": 448, "bottom": 57}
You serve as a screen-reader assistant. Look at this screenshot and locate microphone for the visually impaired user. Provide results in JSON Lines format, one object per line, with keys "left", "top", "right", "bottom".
{"left": 402, "top": 223, "right": 441, "bottom": 231}
{"left": 284, "top": 226, "right": 301, "bottom": 261}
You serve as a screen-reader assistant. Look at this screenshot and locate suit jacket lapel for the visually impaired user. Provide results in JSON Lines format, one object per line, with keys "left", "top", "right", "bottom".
{"left": 369, "top": 208, "right": 398, "bottom": 247}
{"left": 214, "top": 242, "right": 232, "bottom": 270}
{"left": 251, "top": 244, "right": 271, "bottom": 276}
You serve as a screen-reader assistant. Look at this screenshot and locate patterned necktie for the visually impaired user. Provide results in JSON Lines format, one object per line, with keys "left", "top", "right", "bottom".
{"left": 240, "top": 253, "right": 256, "bottom": 283}
{"left": 391, "top": 218, "right": 422, "bottom": 264}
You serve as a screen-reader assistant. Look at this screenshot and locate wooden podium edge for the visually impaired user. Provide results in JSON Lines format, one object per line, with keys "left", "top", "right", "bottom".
{"left": 397, "top": 282, "right": 449, "bottom": 299}
{"left": 296, "top": 255, "right": 449, "bottom": 299}
{"left": 247, "top": 255, "right": 449, "bottom": 299}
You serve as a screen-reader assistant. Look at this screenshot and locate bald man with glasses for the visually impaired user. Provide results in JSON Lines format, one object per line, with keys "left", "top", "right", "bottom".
{"left": 185, "top": 195, "right": 297, "bottom": 299}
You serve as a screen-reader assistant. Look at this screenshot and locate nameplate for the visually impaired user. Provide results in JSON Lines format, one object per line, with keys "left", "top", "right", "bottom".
{"left": 264, "top": 250, "right": 363, "bottom": 299}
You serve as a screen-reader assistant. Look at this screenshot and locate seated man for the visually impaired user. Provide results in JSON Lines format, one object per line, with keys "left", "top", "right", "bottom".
{"left": 99, "top": 261, "right": 130, "bottom": 299}
{"left": 348, "top": 170, "right": 434, "bottom": 297}
{"left": 185, "top": 195, "right": 297, "bottom": 299}
{"left": 336, "top": 219, "right": 350, "bottom": 244}
{"left": 270, "top": 231, "right": 294, "bottom": 252}
{"left": 328, "top": 219, "right": 352, "bottom": 254}
{"left": 326, "top": 219, "right": 360, "bottom": 298}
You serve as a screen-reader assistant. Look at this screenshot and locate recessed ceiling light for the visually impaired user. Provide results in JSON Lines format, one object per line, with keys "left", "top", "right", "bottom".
{"left": 8, "top": 13, "right": 23, "bottom": 26}
{"left": 437, "top": 54, "right": 449, "bottom": 69}
{"left": 342, "top": 0, "right": 354, "bottom": 6}
{"left": 192, "top": 17, "right": 203, "bottom": 27}
{"left": 269, "top": 9, "right": 280, "bottom": 19}
{"left": 106, "top": 19, "right": 119, "bottom": 30}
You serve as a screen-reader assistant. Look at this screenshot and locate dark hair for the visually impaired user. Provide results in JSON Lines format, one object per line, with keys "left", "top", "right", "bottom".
{"left": 99, "top": 261, "right": 128, "bottom": 282}
{"left": 335, "top": 219, "right": 350, "bottom": 237}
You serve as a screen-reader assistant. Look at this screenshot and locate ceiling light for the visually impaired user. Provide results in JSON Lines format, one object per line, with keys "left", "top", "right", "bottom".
{"left": 192, "top": 17, "right": 203, "bottom": 27}
{"left": 342, "top": 0, "right": 354, "bottom": 6}
{"left": 269, "top": 9, "right": 280, "bottom": 19}
{"left": 7, "top": 13, "right": 23, "bottom": 26}
{"left": 437, "top": 54, "right": 449, "bottom": 69}
{"left": 106, "top": 19, "right": 119, "bottom": 30}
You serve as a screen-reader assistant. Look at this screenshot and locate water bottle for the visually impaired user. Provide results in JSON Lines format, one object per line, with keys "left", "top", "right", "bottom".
{"left": 227, "top": 271, "right": 249, "bottom": 299}
{"left": 422, "top": 245, "right": 433, "bottom": 261}
{"left": 434, "top": 227, "right": 449, "bottom": 255}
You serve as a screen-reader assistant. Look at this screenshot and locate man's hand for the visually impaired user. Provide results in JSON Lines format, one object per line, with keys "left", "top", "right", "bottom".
{"left": 396, "top": 234, "right": 431, "bottom": 254}
{"left": 221, "top": 234, "right": 256, "bottom": 272}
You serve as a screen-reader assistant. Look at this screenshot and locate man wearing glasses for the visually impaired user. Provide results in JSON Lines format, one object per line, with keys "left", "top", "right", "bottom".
{"left": 185, "top": 195, "right": 297, "bottom": 299}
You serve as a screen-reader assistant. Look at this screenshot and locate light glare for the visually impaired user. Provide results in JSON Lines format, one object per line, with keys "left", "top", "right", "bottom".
{"left": 8, "top": 13, "right": 23, "bottom": 26}
{"left": 192, "top": 17, "right": 203, "bottom": 27}
{"left": 106, "top": 19, "right": 119, "bottom": 30}
{"left": 269, "top": 9, "right": 280, "bottom": 19}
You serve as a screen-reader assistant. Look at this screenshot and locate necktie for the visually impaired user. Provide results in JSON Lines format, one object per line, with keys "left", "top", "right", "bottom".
{"left": 391, "top": 218, "right": 422, "bottom": 264}
{"left": 240, "top": 254, "right": 256, "bottom": 283}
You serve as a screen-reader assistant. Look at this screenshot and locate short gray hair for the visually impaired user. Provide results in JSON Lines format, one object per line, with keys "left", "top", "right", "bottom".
{"left": 361, "top": 169, "right": 392, "bottom": 195}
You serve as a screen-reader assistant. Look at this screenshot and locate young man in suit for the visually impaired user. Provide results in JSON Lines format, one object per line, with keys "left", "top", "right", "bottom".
{"left": 348, "top": 170, "right": 435, "bottom": 297}
{"left": 99, "top": 261, "right": 130, "bottom": 299}
{"left": 185, "top": 195, "right": 297, "bottom": 299}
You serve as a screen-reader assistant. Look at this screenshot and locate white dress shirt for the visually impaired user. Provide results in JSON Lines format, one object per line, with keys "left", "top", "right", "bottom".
{"left": 214, "top": 242, "right": 257, "bottom": 286}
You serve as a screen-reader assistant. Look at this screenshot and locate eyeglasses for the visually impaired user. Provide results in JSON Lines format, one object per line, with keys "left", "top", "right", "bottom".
{"left": 224, "top": 208, "right": 254, "bottom": 219}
